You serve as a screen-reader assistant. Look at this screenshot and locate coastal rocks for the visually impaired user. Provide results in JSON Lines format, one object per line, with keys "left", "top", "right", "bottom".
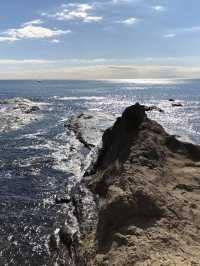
{"left": 144, "top": 105, "right": 164, "bottom": 113}
{"left": 0, "top": 98, "right": 43, "bottom": 132}
{"left": 166, "top": 98, "right": 183, "bottom": 107}
{"left": 24, "top": 105, "right": 40, "bottom": 114}
{"left": 172, "top": 102, "right": 183, "bottom": 107}
{"left": 79, "top": 103, "right": 200, "bottom": 265}
{"left": 55, "top": 196, "right": 71, "bottom": 205}
{"left": 62, "top": 111, "right": 116, "bottom": 230}
{"left": 167, "top": 98, "right": 183, "bottom": 107}
{"left": 45, "top": 111, "right": 116, "bottom": 265}
{"left": 64, "top": 112, "right": 115, "bottom": 150}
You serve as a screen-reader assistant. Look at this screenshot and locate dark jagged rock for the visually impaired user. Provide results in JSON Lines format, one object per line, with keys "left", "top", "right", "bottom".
{"left": 78, "top": 103, "right": 200, "bottom": 265}
{"left": 59, "top": 227, "right": 78, "bottom": 258}
{"left": 55, "top": 196, "right": 71, "bottom": 205}
{"left": 87, "top": 103, "right": 147, "bottom": 175}
{"left": 144, "top": 105, "right": 164, "bottom": 113}
{"left": 172, "top": 102, "right": 183, "bottom": 107}
{"left": 121, "top": 103, "right": 146, "bottom": 130}
{"left": 24, "top": 105, "right": 40, "bottom": 114}
{"left": 168, "top": 98, "right": 175, "bottom": 102}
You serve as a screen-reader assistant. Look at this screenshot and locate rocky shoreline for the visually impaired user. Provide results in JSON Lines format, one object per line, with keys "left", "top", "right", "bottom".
{"left": 0, "top": 98, "right": 44, "bottom": 132}
{"left": 67, "top": 103, "right": 200, "bottom": 265}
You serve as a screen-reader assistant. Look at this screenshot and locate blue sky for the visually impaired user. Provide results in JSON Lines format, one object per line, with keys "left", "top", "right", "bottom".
{"left": 0, "top": 0, "right": 200, "bottom": 79}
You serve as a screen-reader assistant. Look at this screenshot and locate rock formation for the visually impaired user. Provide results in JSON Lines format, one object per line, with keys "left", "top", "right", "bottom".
{"left": 0, "top": 98, "right": 42, "bottom": 132}
{"left": 78, "top": 103, "right": 200, "bottom": 265}
{"left": 172, "top": 102, "right": 183, "bottom": 107}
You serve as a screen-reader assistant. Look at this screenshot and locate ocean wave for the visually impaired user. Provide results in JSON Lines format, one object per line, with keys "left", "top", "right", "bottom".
{"left": 18, "top": 132, "right": 85, "bottom": 178}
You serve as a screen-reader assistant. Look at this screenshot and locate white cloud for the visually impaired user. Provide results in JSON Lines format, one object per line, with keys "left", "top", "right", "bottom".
{"left": 164, "top": 33, "right": 175, "bottom": 38}
{"left": 44, "top": 3, "right": 103, "bottom": 23}
{"left": 0, "top": 25, "right": 70, "bottom": 42}
{"left": 0, "top": 59, "right": 55, "bottom": 65}
{"left": 51, "top": 39, "right": 60, "bottom": 43}
{"left": 0, "top": 36, "right": 18, "bottom": 42}
{"left": 0, "top": 58, "right": 111, "bottom": 66}
{"left": 152, "top": 6, "right": 165, "bottom": 11}
{"left": 1, "top": 64, "right": 200, "bottom": 79}
{"left": 83, "top": 16, "right": 103, "bottom": 22}
{"left": 119, "top": 17, "right": 138, "bottom": 25}
{"left": 1, "top": 58, "right": 200, "bottom": 79}
{"left": 111, "top": 0, "right": 133, "bottom": 4}
{"left": 182, "top": 26, "right": 200, "bottom": 33}
{"left": 22, "top": 19, "right": 43, "bottom": 27}
{"left": 163, "top": 26, "right": 200, "bottom": 39}
{"left": 62, "top": 3, "right": 93, "bottom": 11}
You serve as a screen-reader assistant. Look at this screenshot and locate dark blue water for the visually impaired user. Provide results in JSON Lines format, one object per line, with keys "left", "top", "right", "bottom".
{"left": 0, "top": 79, "right": 200, "bottom": 265}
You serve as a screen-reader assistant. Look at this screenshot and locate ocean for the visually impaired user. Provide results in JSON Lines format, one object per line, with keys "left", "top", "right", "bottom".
{"left": 0, "top": 79, "right": 200, "bottom": 265}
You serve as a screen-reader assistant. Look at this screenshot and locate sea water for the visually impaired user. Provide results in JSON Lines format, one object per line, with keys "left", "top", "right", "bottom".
{"left": 0, "top": 79, "right": 200, "bottom": 265}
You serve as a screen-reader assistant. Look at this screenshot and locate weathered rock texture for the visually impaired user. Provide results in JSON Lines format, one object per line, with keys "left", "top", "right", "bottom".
{"left": 80, "top": 103, "right": 200, "bottom": 266}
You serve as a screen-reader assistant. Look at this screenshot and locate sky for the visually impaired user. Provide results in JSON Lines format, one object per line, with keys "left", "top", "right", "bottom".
{"left": 0, "top": 0, "right": 200, "bottom": 79}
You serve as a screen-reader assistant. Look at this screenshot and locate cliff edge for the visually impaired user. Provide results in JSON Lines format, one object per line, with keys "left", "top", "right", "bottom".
{"left": 80, "top": 103, "right": 200, "bottom": 266}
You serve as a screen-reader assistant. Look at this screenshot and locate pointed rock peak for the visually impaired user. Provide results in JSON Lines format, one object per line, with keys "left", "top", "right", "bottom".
{"left": 121, "top": 102, "right": 146, "bottom": 131}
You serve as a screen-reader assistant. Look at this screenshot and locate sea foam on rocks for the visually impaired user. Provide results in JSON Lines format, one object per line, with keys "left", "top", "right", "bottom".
{"left": 0, "top": 98, "right": 46, "bottom": 132}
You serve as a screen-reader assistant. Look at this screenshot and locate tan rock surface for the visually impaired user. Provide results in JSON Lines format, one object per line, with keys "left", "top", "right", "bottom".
{"left": 80, "top": 103, "right": 200, "bottom": 266}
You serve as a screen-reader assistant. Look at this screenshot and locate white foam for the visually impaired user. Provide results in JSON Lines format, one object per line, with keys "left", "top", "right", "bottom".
{"left": 0, "top": 98, "right": 46, "bottom": 133}
{"left": 87, "top": 97, "right": 135, "bottom": 110}
{"left": 53, "top": 96, "right": 105, "bottom": 101}
{"left": 88, "top": 108, "right": 101, "bottom": 111}
{"left": 18, "top": 131, "right": 85, "bottom": 178}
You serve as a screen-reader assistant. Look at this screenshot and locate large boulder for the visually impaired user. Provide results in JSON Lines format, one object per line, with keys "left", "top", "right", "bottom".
{"left": 79, "top": 103, "right": 200, "bottom": 266}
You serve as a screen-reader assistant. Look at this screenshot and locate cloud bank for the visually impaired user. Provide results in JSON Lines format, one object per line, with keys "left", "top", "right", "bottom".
{"left": 43, "top": 3, "right": 103, "bottom": 23}
{"left": 0, "top": 62, "right": 199, "bottom": 79}
{"left": 0, "top": 21, "right": 70, "bottom": 42}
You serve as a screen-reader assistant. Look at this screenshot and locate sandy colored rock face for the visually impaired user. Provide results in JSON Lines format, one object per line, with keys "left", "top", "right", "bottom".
{"left": 80, "top": 103, "right": 200, "bottom": 266}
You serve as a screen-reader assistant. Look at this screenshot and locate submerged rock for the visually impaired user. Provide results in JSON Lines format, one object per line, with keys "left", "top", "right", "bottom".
{"left": 78, "top": 103, "right": 200, "bottom": 265}
{"left": 0, "top": 98, "right": 43, "bottom": 132}
{"left": 55, "top": 196, "right": 71, "bottom": 205}
{"left": 144, "top": 105, "right": 164, "bottom": 113}
{"left": 172, "top": 102, "right": 183, "bottom": 107}
{"left": 24, "top": 105, "right": 40, "bottom": 114}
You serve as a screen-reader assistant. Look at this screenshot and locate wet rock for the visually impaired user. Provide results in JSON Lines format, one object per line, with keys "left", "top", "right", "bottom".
{"left": 65, "top": 112, "right": 115, "bottom": 151}
{"left": 168, "top": 98, "right": 175, "bottom": 102}
{"left": 0, "top": 98, "right": 43, "bottom": 133}
{"left": 24, "top": 105, "right": 40, "bottom": 114}
{"left": 144, "top": 105, "right": 164, "bottom": 113}
{"left": 55, "top": 196, "right": 71, "bottom": 205}
{"left": 0, "top": 99, "right": 9, "bottom": 104}
{"left": 59, "top": 228, "right": 73, "bottom": 253}
{"left": 71, "top": 182, "right": 98, "bottom": 233}
{"left": 172, "top": 102, "right": 183, "bottom": 107}
{"left": 48, "top": 234, "right": 58, "bottom": 252}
